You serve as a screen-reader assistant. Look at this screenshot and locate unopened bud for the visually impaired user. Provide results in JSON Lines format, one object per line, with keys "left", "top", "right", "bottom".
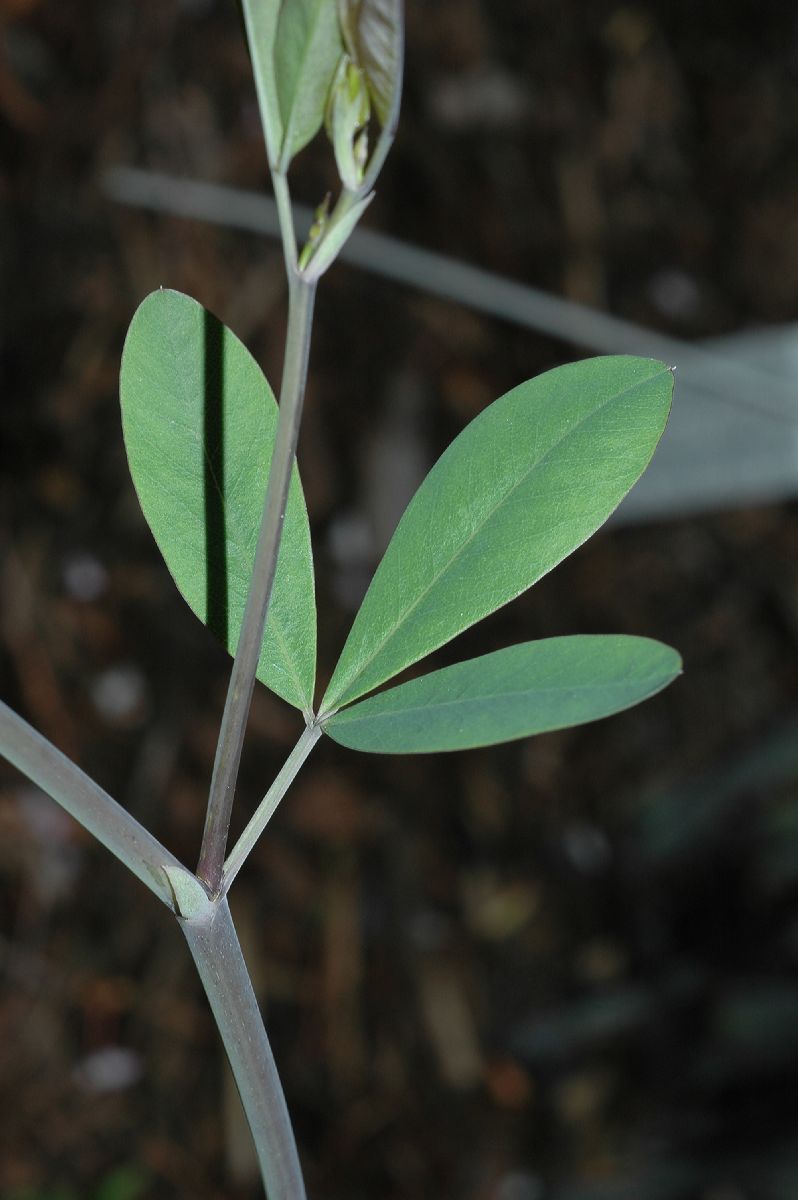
{"left": 326, "top": 54, "right": 371, "bottom": 191}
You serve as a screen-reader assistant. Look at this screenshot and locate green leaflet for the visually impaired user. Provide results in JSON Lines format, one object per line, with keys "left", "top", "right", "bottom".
{"left": 321, "top": 356, "right": 673, "bottom": 714}
{"left": 324, "top": 636, "right": 682, "bottom": 753}
{"left": 120, "top": 289, "right": 316, "bottom": 712}
{"left": 240, "top": 0, "right": 284, "bottom": 164}
{"left": 275, "top": 0, "right": 344, "bottom": 167}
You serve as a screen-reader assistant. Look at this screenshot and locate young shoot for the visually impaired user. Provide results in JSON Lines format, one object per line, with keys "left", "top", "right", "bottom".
{"left": 0, "top": 2, "right": 680, "bottom": 1195}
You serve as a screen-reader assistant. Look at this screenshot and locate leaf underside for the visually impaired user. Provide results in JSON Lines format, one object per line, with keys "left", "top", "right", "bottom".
{"left": 242, "top": 0, "right": 284, "bottom": 161}
{"left": 324, "top": 635, "right": 681, "bottom": 753}
{"left": 120, "top": 288, "right": 316, "bottom": 712}
{"left": 322, "top": 356, "right": 673, "bottom": 715}
{"left": 275, "top": 0, "right": 344, "bottom": 164}
{"left": 339, "top": 0, "right": 403, "bottom": 127}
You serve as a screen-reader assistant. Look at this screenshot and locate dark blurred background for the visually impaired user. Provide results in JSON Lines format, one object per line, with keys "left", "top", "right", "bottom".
{"left": 2, "top": 1, "right": 798, "bottom": 1197}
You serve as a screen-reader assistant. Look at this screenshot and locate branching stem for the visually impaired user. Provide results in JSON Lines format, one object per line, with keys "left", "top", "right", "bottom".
{"left": 223, "top": 722, "right": 321, "bottom": 893}
{"left": 0, "top": 699, "right": 182, "bottom": 908}
{"left": 198, "top": 274, "right": 317, "bottom": 894}
{"left": 181, "top": 896, "right": 307, "bottom": 1200}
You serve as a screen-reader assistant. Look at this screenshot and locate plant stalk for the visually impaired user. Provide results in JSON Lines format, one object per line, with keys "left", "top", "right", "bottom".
{"left": 180, "top": 895, "right": 307, "bottom": 1200}
{"left": 223, "top": 722, "right": 321, "bottom": 894}
{"left": 273, "top": 171, "right": 298, "bottom": 270}
{"left": 0, "top": 699, "right": 182, "bottom": 908}
{"left": 198, "top": 274, "right": 317, "bottom": 894}
{"left": 238, "top": 0, "right": 297, "bottom": 272}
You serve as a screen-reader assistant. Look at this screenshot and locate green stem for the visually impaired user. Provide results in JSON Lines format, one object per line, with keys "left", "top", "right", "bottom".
{"left": 198, "top": 274, "right": 317, "bottom": 894}
{"left": 273, "top": 171, "right": 298, "bottom": 270}
{"left": 239, "top": 0, "right": 297, "bottom": 273}
{"left": 180, "top": 896, "right": 307, "bottom": 1200}
{"left": 0, "top": 699, "right": 182, "bottom": 908}
{"left": 222, "top": 722, "right": 321, "bottom": 894}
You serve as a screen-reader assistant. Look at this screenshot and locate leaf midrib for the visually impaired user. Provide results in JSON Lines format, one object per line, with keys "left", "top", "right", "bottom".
{"left": 329, "top": 671, "right": 667, "bottom": 728}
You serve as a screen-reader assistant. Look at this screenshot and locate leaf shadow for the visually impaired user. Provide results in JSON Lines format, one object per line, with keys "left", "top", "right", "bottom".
{"left": 203, "top": 309, "right": 228, "bottom": 648}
